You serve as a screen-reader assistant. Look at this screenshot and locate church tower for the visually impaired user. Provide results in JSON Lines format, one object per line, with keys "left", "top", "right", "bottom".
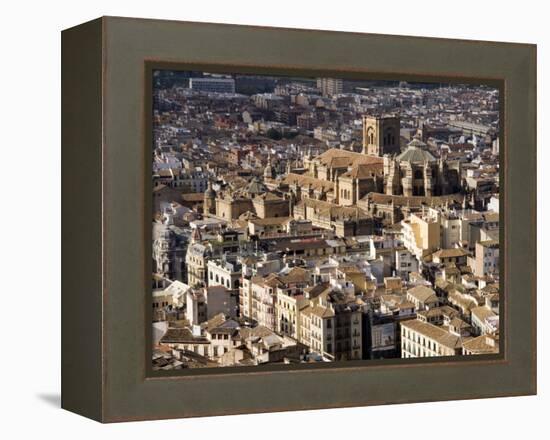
{"left": 362, "top": 114, "right": 401, "bottom": 156}
{"left": 264, "top": 153, "right": 275, "bottom": 179}
{"left": 204, "top": 181, "right": 216, "bottom": 215}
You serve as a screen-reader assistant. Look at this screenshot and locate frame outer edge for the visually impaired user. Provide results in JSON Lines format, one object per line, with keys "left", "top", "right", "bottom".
{"left": 61, "top": 17, "right": 104, "bottom": 422}
{"left": 99, "top": 17, "right": 537, "bottom": 421}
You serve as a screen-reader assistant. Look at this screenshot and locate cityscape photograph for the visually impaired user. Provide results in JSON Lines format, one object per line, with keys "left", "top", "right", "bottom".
{"left": 151, "top": 70, "right": 501, "bottom": 371}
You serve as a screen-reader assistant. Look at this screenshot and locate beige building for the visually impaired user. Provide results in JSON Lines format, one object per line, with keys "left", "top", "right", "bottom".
{"left": 469, "top": 240, "right": 500, "bottom": 277}
{"left": 274, "top": 268, "right": 314, "bottom": 338}
{"left": 248, "top": 267, "right": 312, "bottom": 333}
{"left": 293, "top": 198, "right": 374, "bottom": 237}
{"left": 401, "top": 319, "right": 463, "bottom": 358}
{"left": 299, "top": 290, "right": 363, "bottom": 361}
{"left": 358, "top": 192, "right": 464, "bottom": 226}
{"left": 239, "top": 276, "right": 254, "bottom": 321}
{"left": 207, "top": 257, "right": 242, "bottom": 295}
{"left": 282, "top": 153, "right": 385, "bottom": 212}
{"left": 152, "top": 289, "right": 178, "bottom": 321}
{"left": 470, "top": 304, "right": 498, "bottom": 336}
{"left": 431, "top": 248, "right": 470, "bottom": 266}
{"left": 337, "top": 162, "right": 384, "bottom": 206}
{"left": 185, "top": 288, "right": 207, "bottom": 325}
{"left": 252, "top": 193, "right": 289, "bottom": 218}
{"left": 211, "top": 177, "right": 290, "bottom": 221}
{"left": 270, "top": 236, "right": 347, "bottom": 261}
{"left": 282, "top": 172, "right": 335, "bottom": 203}
{"left": 185, "top": 242, "right": 210, "bottom": 288}
{"left": 248, "top": 216, "right": 291, "bottom": 237}
{"left": 401, "top": 211, "right": 441, "bottom": 260}
{"left": 250, "top": 274, "right": 281, "bottom": 331}
{"left": 406, "top": 285, "right": 439, "bottom": 311}
{"left": 216, "top": 194, "right": 253, "bottom": 220}
{"left": 463, "top": 334, "right": 499, "bottom": 355}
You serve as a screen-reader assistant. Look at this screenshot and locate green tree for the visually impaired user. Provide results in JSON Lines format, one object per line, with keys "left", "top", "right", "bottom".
{"left": 266, "top": 128, "right": 282, "bottom": 140}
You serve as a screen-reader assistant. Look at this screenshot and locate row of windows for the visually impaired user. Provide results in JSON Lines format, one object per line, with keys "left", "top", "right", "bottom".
{"left": 340, "top": 188, "right": 352, "bottom": 200}
{"left": 403, "top": 330, "right": 437, "bottom": 350}
{"left": 403, "top": 335, "right": 442, "bottom": 354}
{"left": 152, "top": 301, "right": 169, "bottom": 309}
{"left": 403, "top": 345, "right": 441, "bottom": 357}
{"left": 209, "top": 271, "right": 240, "bottom": 289}
{"left": 188, "top": 256, "right": 204, "bottom": 266}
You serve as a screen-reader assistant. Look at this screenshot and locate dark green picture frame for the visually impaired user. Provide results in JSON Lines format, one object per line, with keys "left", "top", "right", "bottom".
{"left": 62, "top": 16, "right": 536, "bottom": 422}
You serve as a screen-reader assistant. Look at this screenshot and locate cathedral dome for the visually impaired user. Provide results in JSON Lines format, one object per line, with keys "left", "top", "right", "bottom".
{"left": 246, "top": 177, "right": 267, "bottom": 195}
{"left": 396, "top": 139, "right": 436, "bottom": 164}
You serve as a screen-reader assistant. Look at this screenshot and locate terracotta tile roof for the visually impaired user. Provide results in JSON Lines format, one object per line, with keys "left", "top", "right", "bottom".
{"left": 401, "top": 319, "right": 463, "bottom": 350}
{"left": 314, "top": 148, "right": 383, "bottom": 168}
{"left": 282, "top": 173, "right": 334, "bottom": 192}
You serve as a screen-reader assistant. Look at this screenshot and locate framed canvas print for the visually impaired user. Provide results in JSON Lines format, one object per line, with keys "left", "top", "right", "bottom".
{"left": 61, "top": 16, "right": 537, "bottom": 422}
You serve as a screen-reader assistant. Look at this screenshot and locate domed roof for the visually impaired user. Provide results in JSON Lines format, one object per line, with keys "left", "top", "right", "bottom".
{"left": 396, "top": 139, "right": 436, "bottom": 163}
{"left": 408, "top": 137, "right": 428, "bottom": 149}
{"left": 246, "top": 177, "right": 267, "bottom": 195}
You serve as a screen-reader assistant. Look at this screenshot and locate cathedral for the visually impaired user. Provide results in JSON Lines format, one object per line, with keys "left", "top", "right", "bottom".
{"left": 299, "top": 114, "right": 461, "bottom": 203}
{"left": 202, "top": 114, "right": 462, "bottom": 232}
{"left": 383, "top": 138, "right": 461, "bottom": 197}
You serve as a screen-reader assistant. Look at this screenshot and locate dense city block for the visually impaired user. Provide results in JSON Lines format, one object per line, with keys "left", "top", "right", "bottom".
{"left": 151, "top": 72, "right": 500, "bottom": 370}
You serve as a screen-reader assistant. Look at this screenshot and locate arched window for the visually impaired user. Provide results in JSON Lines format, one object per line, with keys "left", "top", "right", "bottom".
{"left": 367, "top": 127, "right": 374, "bottom": 145}
{"left": 384, "top": 128, "right": 395, "bottom": 147}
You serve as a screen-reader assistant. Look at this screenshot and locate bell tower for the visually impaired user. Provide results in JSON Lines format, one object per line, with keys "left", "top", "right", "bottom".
{"left": 362, "top": 114, "right": 401, "bottom": 156}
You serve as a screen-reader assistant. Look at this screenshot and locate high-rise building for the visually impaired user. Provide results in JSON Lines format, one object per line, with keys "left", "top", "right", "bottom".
{"left": 189, "top": 77, "right": 236, "bottom": 93}
{"left": 317, "top": 77, "right": 343, "bottom": 97}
